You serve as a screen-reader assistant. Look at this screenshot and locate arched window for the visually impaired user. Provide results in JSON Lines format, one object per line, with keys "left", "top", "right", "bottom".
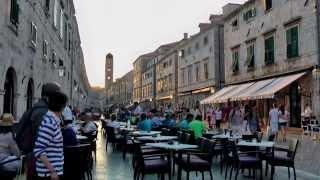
{"left": 26, "top": 79, "right": 34, "bottom": 110}
{"left": 3, "top": 67, "right": 17, "bottom": 114}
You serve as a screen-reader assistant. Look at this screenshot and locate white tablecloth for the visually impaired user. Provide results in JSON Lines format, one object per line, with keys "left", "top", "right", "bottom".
{"left": 137, "top": 136, "right": 177, "bottom": 142}
{"left": 146, "top": 142, "right": 198, "bottom": 151}
{"left": 132, "top": 131, "right": 161, "bottom": 136}
{"left": 237, "top": 141, "right": 274, "bottom": 148}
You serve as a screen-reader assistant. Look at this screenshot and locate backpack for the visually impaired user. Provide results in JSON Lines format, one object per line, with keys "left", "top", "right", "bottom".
{"left": 14, "top": 105, "right": 47, "bottom": 154}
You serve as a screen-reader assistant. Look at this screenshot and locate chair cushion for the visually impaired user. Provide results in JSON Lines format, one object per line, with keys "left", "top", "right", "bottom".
{"left": 239, "top": 156, "right": 260, "bottom": 163}
{"left": 144, "top": 159, "right": 169, "bottom": 172}
{"left": 180, "top": 155, "right": 210, "bottom": 170}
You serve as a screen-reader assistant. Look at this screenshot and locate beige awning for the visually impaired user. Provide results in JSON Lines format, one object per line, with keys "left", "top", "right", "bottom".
{"left": 200, "top": 72, "right": 306, "bottom": 104}
{"left": 200, "top": 82, "right": 253, "bottom": 104}
{"left": 200, "top": 85, "right": 237, "bottom": 104}
{"left": 247, "top": 72, "right": 306, "bottom": 100}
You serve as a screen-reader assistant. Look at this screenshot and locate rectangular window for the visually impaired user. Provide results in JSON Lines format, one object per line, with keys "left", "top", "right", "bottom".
{"left": 60, "top": 9, "right": 64, "bottom": 39}
{"left": 180, "top": 50, "right": 185, "bottom": 58}
{"left": 181, "top": 68, "right": 185, "bottom": 85}
{"left": 232, "top": 50, "right": 239, "bottom": 73}
{"left": 265, "top": 36, "right": 275, "bottom": 65}
{"left": 10, "top": 0, "right": 19, "bottom": 27}
{"left": 231, "top": 19, "right": 238, "bottom": 31}
{"left": 245, "top": 44, "right": 255, "bottom": 68}
{"left": 204, "top": 36, "right": 208, "bottom": 46}
{"left": 265, "top": 0, "right": 272, "bottom": 11}
{"left": 43, "top": 40, "right": 48, "bottom": 60}
{"left": 195, "top": 63, "right": 200, "bottom": 81}
{"left": 188, "top": 65, "right": 192, "bottom": 83}
{"left": 286, "top": 26, "right": 299, "bottom": 59}
{"left": 204, "top": 62, "right": 209, "bottom": 80}
{"left": 243, "top": 8, "right": 256, "bottom": 22}
{"left": 30, "top": 22, "right": 37, "bottom": 49}
{"left": 169, "top": 74, "right": 172, "bottom": 90}
{"left": 53, "top": 0, "right": 58, "bottom": 28}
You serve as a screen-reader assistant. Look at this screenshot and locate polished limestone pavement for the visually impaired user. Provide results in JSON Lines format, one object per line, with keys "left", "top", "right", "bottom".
{"left": 93, "top": 132, "right": 320, "bottom": 180}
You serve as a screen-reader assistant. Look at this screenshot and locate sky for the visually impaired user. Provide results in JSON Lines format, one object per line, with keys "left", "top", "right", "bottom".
{"left": 73, "top": 0, "right": 246, "bottom": 87}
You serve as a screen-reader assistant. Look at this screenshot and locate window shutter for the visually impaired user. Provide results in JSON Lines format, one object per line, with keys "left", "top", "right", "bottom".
{"left": 270, "top": 38, "right": 274, "bottom": 63}
{"left": 292, "top": 27, "right": 299, "bottom": 57}
{"left": 286, "top": 29, "right": 291, "bottom": 58}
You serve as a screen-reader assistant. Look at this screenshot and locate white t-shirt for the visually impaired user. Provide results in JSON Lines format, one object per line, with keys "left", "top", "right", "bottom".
{"left": 269, "top": 108, "right": 280, "bottom": 124}
{"left": 215, "top": 110, "right": 222, "bottom": 120}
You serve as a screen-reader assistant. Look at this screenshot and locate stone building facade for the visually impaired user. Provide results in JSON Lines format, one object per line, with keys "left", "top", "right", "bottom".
{"left": 133, "top": 52, "right": 157, "bottom": 103}
{"left": 223, "top": 0, "right": 320, "bottom": 126}
{"left": 177, "top": 15, "right": 224, "bottom": 108}
{"left": 141, "top": 60, "right": 155, "bottom": 104}
{"left": 0, "top": 0, "right": 92, "bottom": 118}
{"left": 106, "top": 71, "right": 133, "bottom": 106}
{"left": 155, "top": 46, "right": 179, "bottom": 107}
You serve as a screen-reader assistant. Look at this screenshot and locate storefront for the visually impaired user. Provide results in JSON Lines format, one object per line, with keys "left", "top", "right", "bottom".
{"left": 200, "top": 72, "right": 311, "bottom": 128}
{"left": 178, "top": 87, "right": 214, "bottom": 109}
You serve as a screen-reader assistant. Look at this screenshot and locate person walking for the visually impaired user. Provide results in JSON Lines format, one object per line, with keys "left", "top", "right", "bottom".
{"left": 268, "top": 103, "right": 280, "bottom": 139}
{"left": 33, "top": 85, "right": 68, "bottom": 180}
{"left": 229, "top": 103, "right": 243, "bottom": 134}
{"left": 215, "top": 106, "right": 223, "bottom": 129}
{"left": 15, "top": 82, "right": 61, "bottom": 180}
{"left": 248, "top": 105, "right": 260, "bottom": 134}
{"left": 279, "top": 105, "right": 289, "bottom": 142}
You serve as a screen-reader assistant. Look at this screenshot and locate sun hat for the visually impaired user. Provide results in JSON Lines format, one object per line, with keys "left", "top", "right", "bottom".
{"left": 0, "top": 113, "right": 15, "bottom": 126}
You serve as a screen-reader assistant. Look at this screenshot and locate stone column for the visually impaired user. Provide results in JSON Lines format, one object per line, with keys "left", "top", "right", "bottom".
{"left": 312, "top": 67, "right": 320, "bottom": 119}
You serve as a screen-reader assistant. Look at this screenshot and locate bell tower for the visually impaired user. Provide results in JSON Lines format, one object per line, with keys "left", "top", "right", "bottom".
{"left": 105, "top": 53, "right": 113, "bottom": 90}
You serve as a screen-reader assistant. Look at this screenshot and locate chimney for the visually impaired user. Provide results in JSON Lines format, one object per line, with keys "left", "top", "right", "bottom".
{"left": 183, "top": 33, "right": 188, "bottom": 40}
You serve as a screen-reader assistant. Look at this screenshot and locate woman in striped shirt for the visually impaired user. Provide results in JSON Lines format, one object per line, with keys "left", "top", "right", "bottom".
{"left": 34, "top": 91, "right": 67, "bottom": 180}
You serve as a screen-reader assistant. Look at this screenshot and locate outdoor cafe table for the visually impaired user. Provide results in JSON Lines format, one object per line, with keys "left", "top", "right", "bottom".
{"left": 120, "top": 127, "right": 135, "bottom": 132}
{"left": 137, "top": 136, "right": 177, "bottom": 142}
{"left": 132, "top": 131, "right": 161, "bottom": 136}
{"left": 237, "top": 140, "right": 275, "bottom": 148}
{"left": 212, "top": 133, "right": 242, "bottom": 140}
{"left": 146, "top": 142, "right": 198, "bottom": 178}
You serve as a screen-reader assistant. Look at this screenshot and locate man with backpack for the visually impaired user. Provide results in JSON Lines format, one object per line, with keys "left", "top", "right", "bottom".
{"left": 15, "top": 82, "right": 62, "bottom": 180}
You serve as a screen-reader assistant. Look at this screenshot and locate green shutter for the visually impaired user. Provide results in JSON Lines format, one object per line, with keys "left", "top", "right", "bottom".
{"left": 286, "top": 29, "right": 291, "bottom": 58}
{"left": 287, "top": 27, "right": 299, "bottom": 58}
{"left": 291, "top": 27, "right": 299, "bottom": 57}
{"left": 232, "top": 51, "right": 239, "bottom": 72}
{"left": 265, "top": 37, "right": 274, "bottom": 65}
{"left": 270, "top": 37, "right": 274, "bottom": 63}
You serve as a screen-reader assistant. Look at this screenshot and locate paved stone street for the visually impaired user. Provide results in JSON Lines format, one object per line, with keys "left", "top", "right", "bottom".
{"left": 92, "top": 130, "right": 320, "bottom": 180}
